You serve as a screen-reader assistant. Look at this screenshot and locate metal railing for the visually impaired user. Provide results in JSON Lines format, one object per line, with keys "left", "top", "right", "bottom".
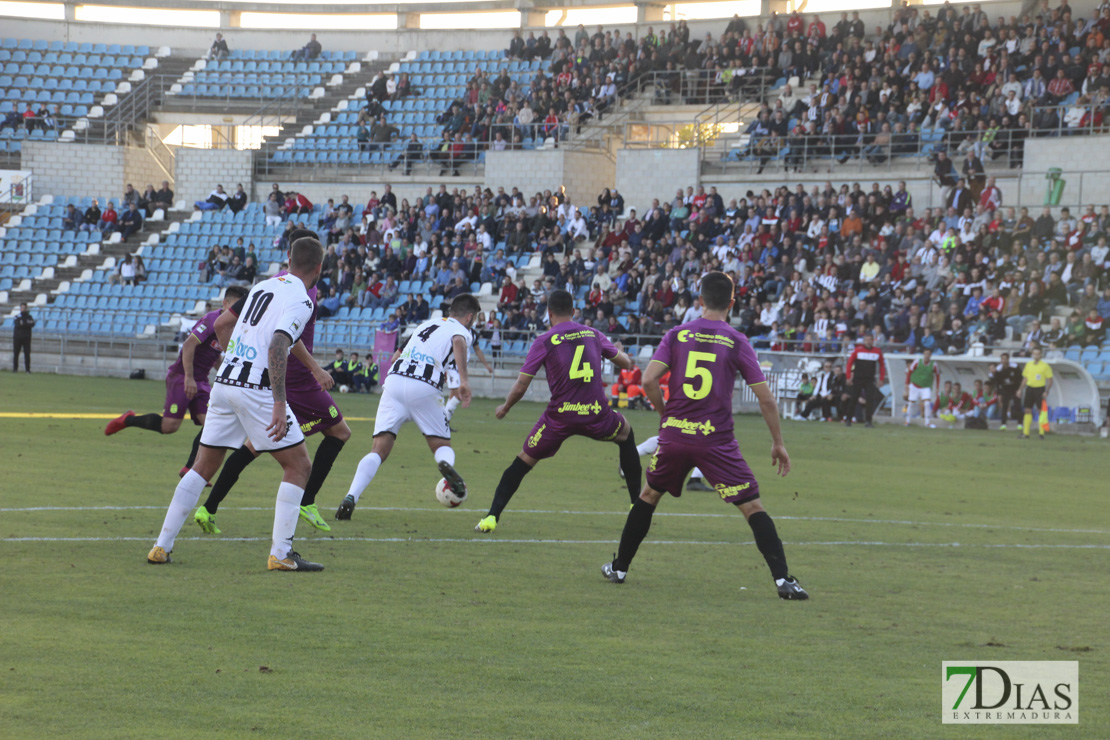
{"left": 624, "top": 68, "right": 778, "bottom": 107}
{"left": 1027, "top": 100, "right": 1110, "bottom": 138}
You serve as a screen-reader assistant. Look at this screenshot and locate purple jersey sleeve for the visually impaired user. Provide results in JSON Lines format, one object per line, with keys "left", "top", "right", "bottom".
{"left": 519, "top": 334, "right": 549, "bottom": 376}
{"left": 189, "top": 314, "right": 215, "bottom": 345}
{"left": 651, "top": 329, "right": 675, "bottom": 368}
{"left": 734, "top": 337, "right": 766, "bottom": 386}
{"left": 597, "top": 330, "right": 618, "bottom": 359}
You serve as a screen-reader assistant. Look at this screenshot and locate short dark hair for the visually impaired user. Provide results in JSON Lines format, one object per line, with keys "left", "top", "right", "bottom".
{"left": 224, "top": 285, "right": 250, "bottom": 301}
{"left": 699, "top": 271, "right": 734, "bottom": 311}
{"left": 288, "top": 228, "right": 319, "bottom": 244}
{"left": 448, "top": 294, "right": 481, "bottom": 319}
{"left": 290, "top": 237, "right": 324, "bottom": 272}
{"left": 547, "top": 289, "right": 573, "bottom": 317}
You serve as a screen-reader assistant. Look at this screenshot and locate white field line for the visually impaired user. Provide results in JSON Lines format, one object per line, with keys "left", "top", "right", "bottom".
{"left": 2, "top": 505, "right": 1108, "bottom": 536}
{"left": 2, "top": 536, "right": 1110, "bottom": 549}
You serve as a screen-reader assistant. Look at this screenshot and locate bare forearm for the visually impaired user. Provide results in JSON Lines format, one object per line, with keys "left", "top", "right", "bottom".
{"left": 269, "top": 334, "right": 291, "bottom": 404}
{"left": 181, "top": 337, "right": 199, "bottom": 381}
{"left": 758, "top": 395, "right": 784, "bottom": 445}
{"left": 612, "top": 351, "right": 633, "bottom": 371}
{"left": 644, "top": 379, "right": 665, "bottom": 414}
{"left": 502, "top": 378, "right": 530, "bottom": 413}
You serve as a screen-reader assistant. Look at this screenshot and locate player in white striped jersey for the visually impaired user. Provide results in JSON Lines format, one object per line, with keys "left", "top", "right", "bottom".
{"left": 146, "top": 237, "right": 327, "bottom": 572}
{"left": 335, "top": 294, "right": 481, "bottom": 521}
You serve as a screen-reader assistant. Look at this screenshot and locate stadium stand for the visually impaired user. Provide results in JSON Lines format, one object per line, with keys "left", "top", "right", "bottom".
{"left": 0, "top": 37, "right": 166, "bottom": 155}
{"left": 169, "top": 49, "right": 359, "bottom": 100}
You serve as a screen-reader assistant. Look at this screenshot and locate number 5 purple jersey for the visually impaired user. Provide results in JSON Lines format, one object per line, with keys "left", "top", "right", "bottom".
{"left": 651, "top": 317, "right": 766, "bottom": 445}
{"left": 520, "top": 321, "right": 618, "bottom": 412}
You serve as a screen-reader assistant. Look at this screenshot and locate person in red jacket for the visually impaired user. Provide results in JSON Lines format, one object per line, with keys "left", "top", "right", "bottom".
{"left": 844, "top": 331, "right": 886, "bottom": 427}
{"left": 611, "top": 365, "right": 644, "bottom": 408}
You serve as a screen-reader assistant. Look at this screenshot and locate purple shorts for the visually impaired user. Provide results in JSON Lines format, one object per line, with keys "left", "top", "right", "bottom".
{"left": 523, "top": 407, "right": 628, "bottom": 460}
{"left": 287, "top": 384, "right": 343, "bottom": 437}
{"left": 647, "top": 437, "right": 760, "bottom": 504}
{"left": 163, "top": 374, "right": 210, "bottom": 424}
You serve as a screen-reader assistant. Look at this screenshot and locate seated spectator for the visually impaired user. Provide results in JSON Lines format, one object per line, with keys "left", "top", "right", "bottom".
{"left": 1083, "top": 309, "right": 1105, "bottom": 347}
{"left": 284, "top": 191, "right": 313, "bottom": 216}
{"left": 0, "top": 109, "right": 21, "bottom": 131}
{"left": 97, "top": 201, "right": 119, "bottom": 237}
{"left": 153, "top": 180, "right": 174, "bottom": 211}
{"left": 389, "top": 134, "right": 424, "bottom": 175}
{"left": 110, "top": 254, "right": 137, "bottom": 286}
{"left": 263, "top": 192, "right": 283, "bottom": 226}
{"left": 194, "top": 185, "right": 228, "bottom": 212}
{"left": 227, "top": 183, "right": 248, "bottom": 214}
{"left": 116, "top": 202, "right": 144, "bottom": 242}
{"left": 291, "top": 33, "right": 322, "bottom": 62}
{"left": 319, "top": 286, "right": 342, "bottom": 317}
{"left": 207, "top": 32, "right": 229, "bottom": 61}
{"left": 62, "top": 204, "right": 80, "bottom": 230}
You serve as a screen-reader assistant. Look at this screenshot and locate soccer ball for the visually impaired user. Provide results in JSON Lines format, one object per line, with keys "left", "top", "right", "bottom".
{"left": 339, "top": 384, "right": 350, "bottom": 394}
{"left": 435, "top": 478, "right": 466, "bottom": 508}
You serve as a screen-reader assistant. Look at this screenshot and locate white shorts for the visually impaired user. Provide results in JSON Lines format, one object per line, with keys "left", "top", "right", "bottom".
{"left": 908, "top": 385, "right": 933, "bottom": 403}
{"left": 200, "top": 383, "right": 305, "bottom": 452}
{"left": 373, "top": 374, "right": 451, "bottom": 439}
{"left": 446, "top": 368, "right": 460, "bottom": 390}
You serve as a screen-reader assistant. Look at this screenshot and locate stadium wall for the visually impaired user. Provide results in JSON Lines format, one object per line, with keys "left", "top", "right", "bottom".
{"left": 484, "top": 149, "right": 615, "bottom": 206}
{"left": 174, "top": 148, "right": 253, "bottom": 206}
{"left": 1018, "top": 134, "right": 1110, "bottom": 211}
{"left": 615, "top": 148, "right": 700, "bottom": 215}
{"left": 21, "top": 140, "right": 168, "bottom": 198}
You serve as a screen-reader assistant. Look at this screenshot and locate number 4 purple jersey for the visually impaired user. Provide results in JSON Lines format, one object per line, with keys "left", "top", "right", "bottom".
{"left": 651, "top": 317, "right": 766, "bottom": 445}
{"left": 520, "top": 321, "right": 618, "bottom": 412}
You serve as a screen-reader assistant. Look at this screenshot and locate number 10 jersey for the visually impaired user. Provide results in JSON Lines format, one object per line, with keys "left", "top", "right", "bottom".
{"left": 216, "top": 273, "right": 313, "bottom": 391}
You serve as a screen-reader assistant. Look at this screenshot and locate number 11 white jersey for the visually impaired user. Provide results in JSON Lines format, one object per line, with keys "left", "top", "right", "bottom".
{"left": 216, "top": 273, "right": 313, "bottom": 390}
{"left": 390, "top": 316, "right": 471, "bottom": 390}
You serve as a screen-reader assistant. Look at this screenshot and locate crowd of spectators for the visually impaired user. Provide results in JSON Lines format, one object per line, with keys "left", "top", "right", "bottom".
{"left": 729, "top": 0, "right": 1110, "bottom": 168}
{"left": 233, "top": 177, "right": 1109, "bottom": 361}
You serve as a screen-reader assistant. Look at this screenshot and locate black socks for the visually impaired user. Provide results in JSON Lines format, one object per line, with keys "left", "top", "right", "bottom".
{"left": 302, "top": 435, "right": 346, "bottom": 507}
{"left": 201, "top": 445, "right": 258, "bottom": 514}
{"left": 613, "top": 498, "right": 655, "bottom": 572}
{"left": 616, "top": 430, "right": 643, "bottom": 505}
{"left": 747, "top": 510, "right": 789, "bottom": 581}
{"left": 487, "top": 457, "right": 533, "bottom": 520}
{"left": 125, "top": 413, "right": 164, "bottom": 432}
{"left": 184, "top": 430, "right": 202, "bottom": 470}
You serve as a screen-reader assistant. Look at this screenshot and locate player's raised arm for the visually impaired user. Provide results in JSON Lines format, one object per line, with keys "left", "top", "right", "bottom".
{"left": 642, "top": 359, "right": 668, "bottom": 418}
{"left": 750, "top": 382, "right": 790, "bottom": 477}
{"left": 291, "top": 339, "right": 333, "bottom": 391}
{"left": 179, "top": 334, "right": 202, "bottom": 399}
{"left": 451, "top": 334, "right": 471, "bottom": 408}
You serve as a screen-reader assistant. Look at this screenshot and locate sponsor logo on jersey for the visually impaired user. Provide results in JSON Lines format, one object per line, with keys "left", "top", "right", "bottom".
{"left": 300, "top": 418, "right": 321, "bottom": 434}
{"left": 714, "top": 481, "right": 751, "bottom": 500}
{"left": 677, "top": 329, "right": 735, "bottom": 348}
{"left": 649, "top": 453, "right": 658, "bottom": 472}
{"left": 557, "top": 401, "right": 602, "bottom": 415}
{"left": 225, "top": 338, "right": 258, "bottom": 361}
{"left": 662, "top": 417, "right": 717, "bottom": 436}
{"left": 170, "top": 403, "right": 178, "bottom": 414}
{"left": 401, "top": 347, "right": 438, "bottom": 365}
{"left": 329, "top": 405, "right": 338, "bottom": 418}
{"left": 550, "top": 329, "right": 593, "bottom": 346}
{"left": 527, "top": 423, "right": 546, "bottom": 448}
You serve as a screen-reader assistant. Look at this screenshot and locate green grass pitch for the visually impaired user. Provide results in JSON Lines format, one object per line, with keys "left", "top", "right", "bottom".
{"left": 0, "top": 373, "right": 1106, "bottom": 738}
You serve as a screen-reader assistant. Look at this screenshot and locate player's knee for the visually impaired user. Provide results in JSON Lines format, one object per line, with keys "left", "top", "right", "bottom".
{"left": 735, "top": 498, "right": 765, "bottom": 519}
{"left": 639, "top": 486, "right": 664, "bottom": 505}
{"left": 161, "top": 417, "right": 182, "bottom": 434}
{"left": 329, "top": 422, "right": 352, "bottom": 443}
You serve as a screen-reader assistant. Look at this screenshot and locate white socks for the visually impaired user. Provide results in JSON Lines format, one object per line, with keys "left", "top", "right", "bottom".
{"left": 636, "top": 435, "right": 660, "bottom": 457}
{"left": 444, "top": 395, "right": 461, "bottom": 421}
{"left": 271, "top": 481, "right": 304, "bottom": 560}
{"left": 434, "top": 446, "right": 455, "bottom": 467}
{"left": 346, "top": 452, "right": 382, "bottom": 504}
{"left": 155, "top": 469, "right": 207, "bottom": 552}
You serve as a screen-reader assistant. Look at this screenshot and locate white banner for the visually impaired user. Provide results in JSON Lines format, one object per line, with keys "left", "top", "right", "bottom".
{"left": 0, "top": 169, "right": 33, "bottom": 204}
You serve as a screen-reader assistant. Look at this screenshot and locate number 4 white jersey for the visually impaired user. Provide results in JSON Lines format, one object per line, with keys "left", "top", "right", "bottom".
{"left": 390, "top": 316, "right": 471, "bottom": 390}
{"left": 216, "top": 273, "right": 313, "bottom": 390}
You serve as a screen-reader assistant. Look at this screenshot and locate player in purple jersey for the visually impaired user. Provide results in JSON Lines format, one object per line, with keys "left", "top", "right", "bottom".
{"left": 191, "top": 229, "right": 352, "bottom": 534}
{"left": 601, "top": 272, "right": 808, "bottom": 600}
{"left": 473, "top": 289, "right": 643, "bottom": 533}
{"left": 105, "top": 285, "right": 250, "bottom": 472}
